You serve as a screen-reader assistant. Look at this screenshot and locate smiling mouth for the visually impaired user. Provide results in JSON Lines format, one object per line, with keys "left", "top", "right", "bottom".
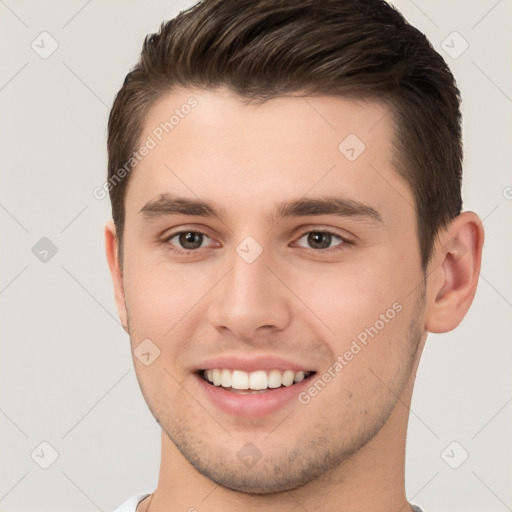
{"left": 198, "top": 368, "right": 316, "bottom": 394}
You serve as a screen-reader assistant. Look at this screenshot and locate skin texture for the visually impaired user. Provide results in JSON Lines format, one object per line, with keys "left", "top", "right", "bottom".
{"left": 105, "top": 87, "right": 484, "bottom": 512}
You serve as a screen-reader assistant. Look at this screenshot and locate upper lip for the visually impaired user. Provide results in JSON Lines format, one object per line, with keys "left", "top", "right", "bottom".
{"left": 197, "top": 354, "right": 315, "bottom": 373}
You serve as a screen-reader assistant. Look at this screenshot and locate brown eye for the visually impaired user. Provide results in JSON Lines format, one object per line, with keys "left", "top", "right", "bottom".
{"left": 296, "top": 231, "right": 345, "bottom": 250}
{"left": 307, "top": 232, "right": 332, "bottom": 249}
{"left": 181, "top": 232, "right": 203, "bottom": 249}
{"left": 168, "top": 231, "right": 209, "bottom": 251}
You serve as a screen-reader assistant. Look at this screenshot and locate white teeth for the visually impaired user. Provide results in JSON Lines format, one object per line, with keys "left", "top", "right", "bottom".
{"left": 249, "top": 370, "right": 267, "bottom": 390}
{"left": 202, "top": 368, "right": 312, "bottom": 390}
{"left": 281, "top": 370, "right": 295, "bottom": 386}
{"left": 221, "top": 369, "right": 231, "bottom": 388}
{"left": 231, "top": 370, "right": 249, "bottom": 389}
{"left": 268, "top": 369, "right": 282, "bottom": 389}
{"left": 294, "top": 371, "right": 305, "bottom": 383}
{"left": 212, "top": 369, "right": 222, "bottom": 386}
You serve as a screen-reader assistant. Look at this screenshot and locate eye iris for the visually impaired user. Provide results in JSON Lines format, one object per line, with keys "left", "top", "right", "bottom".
{"left": 179, "top": 232, "right": 203, "bottom": 249}
{"left": 308, "top": 232, "right": 331, "bottom": 249}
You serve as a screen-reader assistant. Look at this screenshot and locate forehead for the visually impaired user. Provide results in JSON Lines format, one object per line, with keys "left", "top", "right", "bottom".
{"left": 124, "top": 87, "right": 412, "bottom": 224}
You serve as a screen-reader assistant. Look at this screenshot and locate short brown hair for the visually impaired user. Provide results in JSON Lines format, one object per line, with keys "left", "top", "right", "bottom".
{"left": 107, "top": 0, "right": 463, "bottom": 269}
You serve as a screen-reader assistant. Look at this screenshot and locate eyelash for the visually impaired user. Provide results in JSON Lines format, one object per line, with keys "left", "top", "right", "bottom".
{"left": 161, "top": 229, "right": 351, "bottom": 255}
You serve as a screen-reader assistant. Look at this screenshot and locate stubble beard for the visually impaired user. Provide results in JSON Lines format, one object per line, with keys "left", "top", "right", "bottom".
{"left": 137, "top": 295, "right": 425, "bottom": 496}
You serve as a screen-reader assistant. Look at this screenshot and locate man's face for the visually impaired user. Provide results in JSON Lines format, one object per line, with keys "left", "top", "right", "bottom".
{"left": 116, "top": 87, "right": 426, "bottom": 493}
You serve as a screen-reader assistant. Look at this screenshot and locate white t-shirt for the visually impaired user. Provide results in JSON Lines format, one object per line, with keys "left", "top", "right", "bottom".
{"left": 112, "top": 492, "right": 152, "bottom": 512}
{"left": 113, "top": 493, "right": 424, "bottom": 512}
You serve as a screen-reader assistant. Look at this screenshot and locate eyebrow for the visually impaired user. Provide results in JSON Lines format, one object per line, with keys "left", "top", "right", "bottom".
{"left": 140, "top": 193, "right": 383, "bottom": 224}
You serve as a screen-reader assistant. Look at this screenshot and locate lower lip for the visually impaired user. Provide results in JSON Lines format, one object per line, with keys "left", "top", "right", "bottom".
{"left": 194, "top": 373, "right": 313, "bottom": 417}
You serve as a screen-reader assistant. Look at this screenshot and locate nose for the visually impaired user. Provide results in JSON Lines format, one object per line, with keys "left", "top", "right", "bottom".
{"left": 207, "top": 247, "right": 292, "bottom": 340}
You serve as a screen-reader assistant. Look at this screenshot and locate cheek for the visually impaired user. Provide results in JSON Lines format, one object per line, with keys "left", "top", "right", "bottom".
{"left": 122, "top": 249, "right": 219, "bottom": 341}
{"left": 296, "top": 263, "right": 400, "bottom": 337}
{"left": 294, "top": 256, "right": 420, "bottom": 379}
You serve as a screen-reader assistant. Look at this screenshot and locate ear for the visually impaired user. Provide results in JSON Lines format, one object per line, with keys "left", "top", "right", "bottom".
{"left": 105, "top": 221, "right": 129, "bottom": 333}
{"left": 425, "top": 211, "right": 485, "bottom": 333}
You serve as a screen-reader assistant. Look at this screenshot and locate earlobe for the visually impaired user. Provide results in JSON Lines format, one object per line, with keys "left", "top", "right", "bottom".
{"left": 425, "top": 212, "right": 485, "bottom": 333}
{"left": 104, "top": 221, "right": 130, "bottom": 333}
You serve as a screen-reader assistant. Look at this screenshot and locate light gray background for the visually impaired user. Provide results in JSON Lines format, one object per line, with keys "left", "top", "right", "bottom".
{"left": 0, "top": 1, "right": 511, "bottom": 511}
